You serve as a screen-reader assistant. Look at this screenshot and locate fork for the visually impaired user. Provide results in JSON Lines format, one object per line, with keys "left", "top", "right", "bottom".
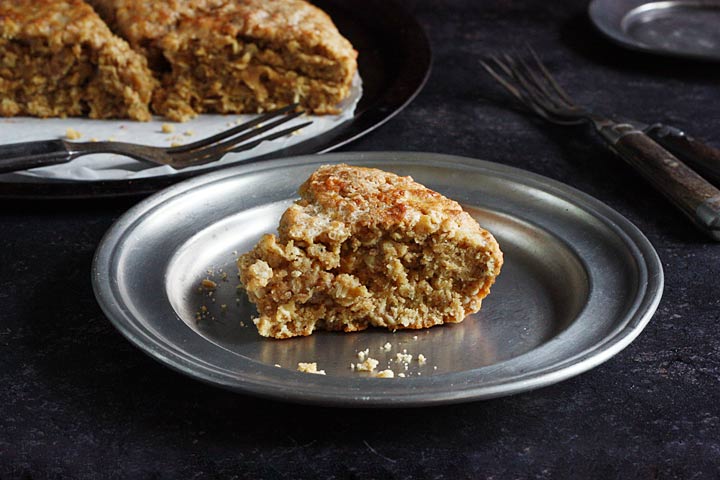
{"left": 481, "top": 50, "right": 720, "bottom": 241}
{"left": 0, "top": 104, "right": 312, "bottom": 173}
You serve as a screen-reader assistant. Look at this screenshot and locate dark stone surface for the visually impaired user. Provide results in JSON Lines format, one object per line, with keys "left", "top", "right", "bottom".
{"left": 2, "top": 1, "right": 720, "bottom": 478}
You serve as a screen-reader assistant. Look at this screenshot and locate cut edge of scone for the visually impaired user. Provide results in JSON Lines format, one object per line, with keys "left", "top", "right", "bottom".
{"left": 0, "top": 0, "right": 156, "bottom": 121}
{"left": 149, "top": 1, "right": 358, "bottom": 121}
{"left": 238, "top": 164, "right": 503, "bottom": 339}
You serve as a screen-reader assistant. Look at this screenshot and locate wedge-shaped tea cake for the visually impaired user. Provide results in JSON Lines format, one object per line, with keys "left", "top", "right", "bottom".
{"left": 0, "top": 0, "right": 155, "bottom": 121}
{"left": 89, "top": 0, "right": 357, "bottom": 121}
{"left": 238, "top": 164, "right": 503, "bottom": 339}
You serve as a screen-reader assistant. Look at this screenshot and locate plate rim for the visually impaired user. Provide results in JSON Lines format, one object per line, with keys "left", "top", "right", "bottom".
{"left": 92, "top": 151, "right": 664, "bottom": 407}
{"left": 0, "top": 0, "right": 432, "bottom": 199}
{"left": 588, "top": 0, "right": 720, "bottom": 62}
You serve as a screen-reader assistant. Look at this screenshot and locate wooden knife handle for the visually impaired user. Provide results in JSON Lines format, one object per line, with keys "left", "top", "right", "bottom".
{"left": 601, "top": 125, "right": 720, "bottom": 241}
{"left": 645, "top": 124, "right": 720, "bottom": 187}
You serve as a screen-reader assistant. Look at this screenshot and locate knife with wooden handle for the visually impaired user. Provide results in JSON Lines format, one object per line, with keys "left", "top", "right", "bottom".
{"left": 643, "top": 123, "right": 720, "bottom": 187}
{"left": 618, "top": 119, "right": 720, "bottom": 187}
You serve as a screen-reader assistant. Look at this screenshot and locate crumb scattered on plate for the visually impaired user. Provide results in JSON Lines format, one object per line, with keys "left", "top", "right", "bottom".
{"left": 297, "top": 362, "right": 326, "bottom": 375}
{"left": 354, "top": 357, "right": 379, "bottom": 372}
{"left": 66, "top": 128, "right": 82, "bottom": 140}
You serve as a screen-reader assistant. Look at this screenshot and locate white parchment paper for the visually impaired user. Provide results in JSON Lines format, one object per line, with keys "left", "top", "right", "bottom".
{"left": 0, "top": 73, "right": 361, "bottom": 181}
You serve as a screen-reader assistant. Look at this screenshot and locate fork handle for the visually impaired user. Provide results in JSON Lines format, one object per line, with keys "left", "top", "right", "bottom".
{"left": 0, "top": 139, "right": 72, "bottom": 174}
{"left": 644, "top": 124, "right": 720, "bottom": 186}
{"left": 600, "top": 124, "right": 720, "bottom": 241}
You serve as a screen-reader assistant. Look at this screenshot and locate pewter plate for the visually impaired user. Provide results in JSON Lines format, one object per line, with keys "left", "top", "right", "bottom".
{"left": 92, "top": 152, "right": 663, "bottom": 407}
{"left": 590, "top": 0, "right": 720, "bottom": 61}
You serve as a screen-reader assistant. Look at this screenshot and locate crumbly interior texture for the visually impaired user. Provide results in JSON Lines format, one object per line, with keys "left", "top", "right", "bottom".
{"left": 0, "top": 0, "right": 155, "bottom": 121}
{"left": 88, "top": 0, "right": 358, "bottom": 121}
{"left": 238, "top": 164, "right": 504, "bottom": 339}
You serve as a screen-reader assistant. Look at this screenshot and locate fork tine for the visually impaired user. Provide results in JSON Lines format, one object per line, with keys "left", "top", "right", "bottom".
{"left": 497, "top": 54, "right": 564, "bottom": 118}
{"left": 483, "top": 55, "right": 581, "bottom": 125}
{"left": 229, "top": 121, "right": 312, "bottom": 152}
{"left": 171, "top": 121, "right": 313, "bottom": 168}
{"left": 171, "top": 111, "right": 306, "bottom": 164}
{"left": 526, "top": 46, "right": 575, "bottom": 106}
{"left": 480, "top": 59, "right": 525, "bottom": 103}
{"left": 513, "top": 56, "right": 570, "bottom": 111}
{"left": 487, "top": 55, "right": 547, "bottom": 110}
{"left": 483, "top": 57, "right": 548, "bottom": 117}
{"left": 167, "top": 103, "right": 299, "bottom": 153}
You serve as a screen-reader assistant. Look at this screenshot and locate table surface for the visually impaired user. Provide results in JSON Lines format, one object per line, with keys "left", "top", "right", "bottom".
{"left": 3, "top": 1, "right": 720, "bottom": 478}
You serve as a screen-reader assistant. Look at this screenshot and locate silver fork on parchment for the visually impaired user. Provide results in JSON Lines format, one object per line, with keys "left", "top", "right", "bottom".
{"left": 481, "top": 50, "right": 720, "bottom": 241}
{"left": 0, "top": 104, "right": 311, "bottom": 173}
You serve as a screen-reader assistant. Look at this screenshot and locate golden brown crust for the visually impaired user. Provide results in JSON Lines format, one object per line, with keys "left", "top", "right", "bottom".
{"left": 238, "top": 164, "right": 504, "bottom": 339}
{"left": 87, "top": 0, "right": 222, "bottom": 66}
{"left": 88, "top": 0, "right": 358, "bottom": 121}
{"left": 0, "top": 0, "right": 156, "bottom": 121}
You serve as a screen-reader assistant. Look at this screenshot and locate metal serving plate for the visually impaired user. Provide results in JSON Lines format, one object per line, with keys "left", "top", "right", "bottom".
{"left": 0, "top": 0, "right": 431, "bottom": 198}
{"left": 589, "top": 0, "right": 720, "bottom": 61}
{"left": 92, "top": 152, "right": 663, "bottom": 407}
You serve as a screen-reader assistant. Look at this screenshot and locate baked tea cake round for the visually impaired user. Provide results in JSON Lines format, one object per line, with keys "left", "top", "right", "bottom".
{"left": 238, "top": 164, "right": 504, "bottom": 339}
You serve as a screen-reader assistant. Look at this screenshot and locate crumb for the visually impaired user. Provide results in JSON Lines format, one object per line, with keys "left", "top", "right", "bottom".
{"left": 201, "top": 279, "right": 217, "bottom": 290}
{"left": 90, "top": 137, "right": 99, "bottom": 142}
{"left": 375, "top": 369, "right": 394, "bottom": 378}
{"left": 413, "top": 335, "right": 418, "bottom": 340}
{"left": 395, "top": 352, "right": 413, "bottom": 364}
{"left": 380, "top": 342, "right": 392, "bottom": 352}
{"left": 161, "top": 123, "right": 175, "bottom": 133}
{"left": 418, "top": 354, "right": 427, "bottom": 366}
{"left": 274, "top": 364, "right": 281, "bottom": 368}
{"left": 170, "top": 141, "right": 184, "bottom": 147}
{"left": 433, "top": 366, "right": 437, "bottom": 370}
{"left": 355, "top": 357, "right": 379, "bottom": 372}
{"left": 220, "top": 304, "right": 227, "bottom": 313}
{"left": 184, "top": 130, "right": 194, "bottom": 136}
{"left": 297, "top": 362, "right": 326, "bottom": 375}
{"left": 357, "top": 348, "right": 370, "bottom": 361}
{"left": 350, "top": 363, "right": 355, "bottom": 370}
{"left": 397, "top": 373, "right": 406, "bottom": 378}
{"left": 65, "top": 127, "right": 82, "bottom": 140}
{"left": 220, "top": 272, "right": 228, "bottom": 281}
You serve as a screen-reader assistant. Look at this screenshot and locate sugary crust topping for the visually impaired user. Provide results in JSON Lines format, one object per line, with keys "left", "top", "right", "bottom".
{"left": 296, "top": 164, "right": 488, "bottom": 244}
{"left": 173, "top": 0, "right": 355, "bottom": 60}
{"left": 1, "top": 0, "right": 116, "bottom": 47}
{"left": 87, "top": 0, "right": 223, "bottom": 54}
{"left": 87, "top": 0, "right": 357, "bottom": 81}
